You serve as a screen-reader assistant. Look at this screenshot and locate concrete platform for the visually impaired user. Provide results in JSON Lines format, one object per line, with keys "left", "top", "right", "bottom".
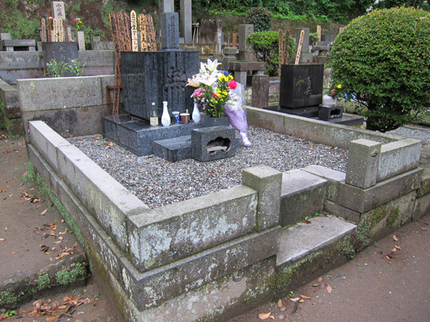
{"left": 277, "top": 215, "right": 357, "bottom": 267}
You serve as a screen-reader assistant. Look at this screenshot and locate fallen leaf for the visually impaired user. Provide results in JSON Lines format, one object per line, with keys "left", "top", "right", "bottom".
{"left": 386, "top": 254, "right": 393, "bottom": 259}
{"left": 299, "top": 299, "right": 305, "bottom": 303}
{"left": 46, "top": 315, "right": 62, "bottom": 322}
{"left": 0, "top": 238, "right": 5, "bottom": 241}
{"left": 277, "top": 299, "right": 283, "bottom": 308}
{"left": 312, "top": 302, "right": 317, "bottom": 305}
{"left": 59, "top": 231, "right": 67, "bottom": 235}
{"left": 290, "top": 297, "right": 301, "bottom": 302}
{"left": 291, "top": 301, "right": 299, "bottom": 314}
{"left": 317, "top": 277, "right": 323, "bottom": 282}
{"left": 300, "top": 295, "right": 311, "bottom": 299}
{"left": 258, "top": 312, "right": 272, "bottom": 320}
{"left": 0, "top": 189, "right": 5, "bottom": 193}
{"left": 327, "top": 285, "right": 332, "bottom": 294}
{"left": 393, "top": 235, "right": 399, "bottom": 242}
{"left": 391, "top": 247, "right": 397, "bottom": 252}
{"left": 11, "top": 251, "right": 16, "bottom": 254}
{"left": 303, "top": 219, "right": 312, "bottom": 224}
{"left": 395, "top": 245, "right": 401, "bottom": 250}
{"left": 54, "top": 240, "right": 62, "bottom": 244}
{"left": 311, "top": 284, "right": 319, "bottom": 287}
{"left": 40, "top": 209, "right": 47, "bottom": 216}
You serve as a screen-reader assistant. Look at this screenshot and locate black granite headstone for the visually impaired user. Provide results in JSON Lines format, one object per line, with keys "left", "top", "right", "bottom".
{"left": 121, "top": 51, "right": 200, "bottom": 120}
{"left": 279, "top": 64, "right": 324, "bottom": 109}
{"left": 42, "top": 42, "right": 79, "bottom": 77}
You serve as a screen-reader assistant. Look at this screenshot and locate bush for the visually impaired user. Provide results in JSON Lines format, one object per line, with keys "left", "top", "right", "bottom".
{"left": 247, "top": 31, "right": 295, "bottom": 76}
{"left": 245, "top": 6, "right": 273, "bottom": 32}
{"left": 329, "top": 7, "right": 430, "bottom": 132}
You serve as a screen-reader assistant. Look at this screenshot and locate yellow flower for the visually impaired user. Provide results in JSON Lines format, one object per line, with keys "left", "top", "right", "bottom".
{"left": 337, "top": 84, "right": 342, "bottom": 89}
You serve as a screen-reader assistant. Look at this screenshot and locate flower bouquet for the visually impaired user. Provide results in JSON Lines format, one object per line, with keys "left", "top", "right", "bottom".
{"left": 186, "top": 59, "right": 251, "bottom": 146}
{"left": 187, "top": 59, "right": 235, "bottom": 118}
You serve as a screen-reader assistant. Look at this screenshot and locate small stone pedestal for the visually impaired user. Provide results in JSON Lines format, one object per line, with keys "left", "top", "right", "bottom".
{"left": 191, "top": 126, "right": 236, "bottom": 162}
{"left": 318, "top": 105, "right": 344, "bottom": 120}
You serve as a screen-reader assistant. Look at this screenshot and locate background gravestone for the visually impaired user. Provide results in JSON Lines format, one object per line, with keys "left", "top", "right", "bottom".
{"left": 279, "top": 64, "right": 324, "bottom": 108}
{"left": 160, "top": 12, "right": 180, "bottom": 49}
{"left": 42, "top": 42, "right": 78, "bottom": 76}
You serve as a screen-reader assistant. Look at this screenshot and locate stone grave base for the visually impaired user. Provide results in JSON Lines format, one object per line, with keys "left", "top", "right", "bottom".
{"left": 102, "top": 114, "right": 238, "bottom": 161}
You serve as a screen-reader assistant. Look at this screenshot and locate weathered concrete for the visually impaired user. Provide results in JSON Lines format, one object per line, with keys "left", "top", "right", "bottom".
{"left": 277, "top": 216, "right": 356, "bottom": 267}
{"left": 246, "top": 106, "right": 401, "bottom": 149}
{"left": 127, "top": 186, "right": 258, "bottom": 271}
{"left": 18, "top": 75, "right": 115, "bottom": 140}
{"left": 333, "top": 168, "right": 422, "bottom": 213}
{"left": 378, "top": 138, "right": 422, "bottom": 182}
{"left": 242, "top": 166, "right": 282, "bottom": 231}
{"left": 280, "top": 169, "right": 327, "bottom": 226}
{"left": 346, "top": 139, "right": 382, "bottom": 189}
{"left": 23, "top": 105, "right": 430, "bottom": 322}
{"left": 360, "top": 192, "right": 416, "bottom": 241}
{"left": 0, "top": 50, "right": 114, "bottom": 85}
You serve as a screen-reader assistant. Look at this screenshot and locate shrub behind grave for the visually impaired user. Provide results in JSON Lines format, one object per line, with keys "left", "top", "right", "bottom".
{"left": 329, "top": 7, "right": 430, "bottom": 132}
{"left": 247, "top": 31, "right": 295, "bottom": 76}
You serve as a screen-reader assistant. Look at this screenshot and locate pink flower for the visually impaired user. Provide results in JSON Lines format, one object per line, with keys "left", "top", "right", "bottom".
{"left": 331, "top": 89, "right": 336, "bottom": 95}
{"left": 192, "top": 88, "right": 203, "bottom": 99}
{"left": 228, "top": 80, "right": 237, "bottom": 90}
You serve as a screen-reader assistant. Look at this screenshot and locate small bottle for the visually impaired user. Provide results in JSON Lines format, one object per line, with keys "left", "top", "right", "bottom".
{"left": 150, "top": 102, "right": 158, "bottom": 126}
{"left": 161, "top": 101, "right": 171, "bottom": 127}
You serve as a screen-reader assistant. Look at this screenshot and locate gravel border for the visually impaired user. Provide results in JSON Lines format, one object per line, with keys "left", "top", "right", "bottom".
{"left": 69, "top": 125, "right": 430, "bottom": 209}
{"left": 69, "top": 126, "right": 349, "bottom": 209}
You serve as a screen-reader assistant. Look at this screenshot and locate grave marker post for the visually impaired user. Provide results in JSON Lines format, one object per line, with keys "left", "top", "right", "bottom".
{"left": 130, "top": 10, "right": 138, "bottom": 52}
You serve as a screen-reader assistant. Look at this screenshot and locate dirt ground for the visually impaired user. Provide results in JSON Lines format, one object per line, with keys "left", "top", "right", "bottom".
{"left": 1, "top": 130, "right": 429, "bottom": 322}
{"left": 0, "top": 131, "right": 121, "bottom": 322}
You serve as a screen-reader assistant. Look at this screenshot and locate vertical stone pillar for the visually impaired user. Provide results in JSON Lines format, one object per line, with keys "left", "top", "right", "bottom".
{"left": 216, "top": 20, "right": 222, "bottom": 55}
{"left": 242, "top": 166, "right": 282, "bottom": 231}
{"left": 237, "top": 24, "right": 254, "bottom": 61}
{"left": 346, "top": 139, "right": 382, "bottom": 188}
{"left": 159, "top": 0, "right": 174, "bottom": 13}
{"left": 180, "top": 0, "right": 192, "bottom": 44}
{"left": 252, "top": 74, "right": 269, "bottom": 108}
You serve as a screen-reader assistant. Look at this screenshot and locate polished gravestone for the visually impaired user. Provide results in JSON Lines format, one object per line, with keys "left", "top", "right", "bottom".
{"left": 279, "top": 64, "right": 324, "bottom": 109}
{"left": 121, "top": 51, "right": 199, "bottom": 120}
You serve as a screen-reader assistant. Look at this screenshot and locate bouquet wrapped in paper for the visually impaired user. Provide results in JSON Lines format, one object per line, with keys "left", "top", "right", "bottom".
{"left": 224, "top": 81, "right": 251, "bottom": 147}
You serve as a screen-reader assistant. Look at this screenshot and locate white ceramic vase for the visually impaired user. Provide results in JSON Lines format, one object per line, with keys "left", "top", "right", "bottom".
{"left": 192, "top": 102, "right": 201, "bottom": 124}
{"left": 161, "top": 101, "right": 171, "bottom": 127}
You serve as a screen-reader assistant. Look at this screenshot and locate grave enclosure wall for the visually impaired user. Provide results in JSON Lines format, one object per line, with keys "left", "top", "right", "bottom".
{"left": 19, "top": 76, "right": 430, "bottom": 321}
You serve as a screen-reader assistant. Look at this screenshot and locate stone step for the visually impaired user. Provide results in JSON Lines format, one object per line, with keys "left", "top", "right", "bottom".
{"left": 276, "top": 215, "right": 357, "bottom": 268}
{"left": 152, "top": 135, "right": 192, "bottom": 162}
{"left": 280, "top": 169, "right": 327, "bottom": 227}
{"left": 153, "top": 133, "right": 243, "bottom": 162}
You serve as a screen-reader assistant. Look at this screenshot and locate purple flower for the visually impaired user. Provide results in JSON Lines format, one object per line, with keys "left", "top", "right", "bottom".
{"left": 224, "top": 70, "right": 229, "bottom": 76}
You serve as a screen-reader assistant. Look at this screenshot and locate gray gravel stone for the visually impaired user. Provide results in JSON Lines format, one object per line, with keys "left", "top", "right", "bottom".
{"left": 69, "top": 126, "right": 350, "bottom": 209}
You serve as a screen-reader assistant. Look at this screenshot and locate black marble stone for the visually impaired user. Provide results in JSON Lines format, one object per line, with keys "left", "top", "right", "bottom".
{"left": 152, "top": 135, "right": 192, "bottom": 162}
{"left": 318, "top": 105, "right": 344, "bottom": 121}
{"left": 102, "top": 114, "right": 136, "bottom": 143}
{"left": 279, "top": 64, "right": 324, "bottom": 109}
{"left": 116, "top": 119, "right": 203, "bottom": 156}
{"left": 121, "top": 51, "right": 200, "bottom": 121}
{"left": 191, "top": 126, "right": 236, "bottom": 162}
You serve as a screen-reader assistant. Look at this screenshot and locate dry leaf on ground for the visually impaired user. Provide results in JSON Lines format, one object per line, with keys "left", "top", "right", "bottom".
{"left": 327, "top": 285, "right": 332, "bottom": 293}
{"left": 258, "top": 312, "right": 272, "bottom": 320}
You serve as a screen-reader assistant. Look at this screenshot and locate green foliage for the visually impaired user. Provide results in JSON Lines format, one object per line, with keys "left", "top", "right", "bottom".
{"left": 247, "top": 31, "right": 295, "bottom": 76}
{"left": 45, "top": 59, "right": 85, "bottom": 77}
{"left": 245, "top": 6, "right": 273, "bottom": 32}
{"left": 329, "top": 7, "right": 430, "bottom": 132}
{"left": 55, "top": 262, "right": 87, "bottom": 285}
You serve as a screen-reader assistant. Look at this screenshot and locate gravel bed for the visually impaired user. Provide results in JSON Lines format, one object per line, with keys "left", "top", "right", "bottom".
{"left": 69, "top": 126, "right": 349, "bottom": 209}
